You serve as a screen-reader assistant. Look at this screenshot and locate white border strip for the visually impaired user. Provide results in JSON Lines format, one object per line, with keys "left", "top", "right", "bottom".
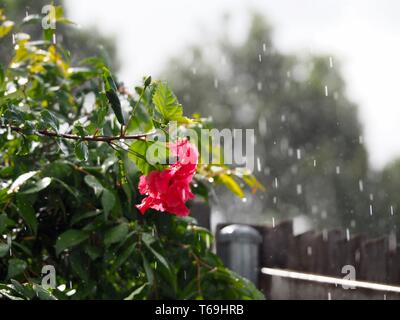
{"left": 261, "top": 267, "right": 400, "bottom": 293}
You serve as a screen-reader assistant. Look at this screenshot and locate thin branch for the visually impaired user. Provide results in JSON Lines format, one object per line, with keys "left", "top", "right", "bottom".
{"left": 2, "top": 125, "right": 156, "bottom": 142}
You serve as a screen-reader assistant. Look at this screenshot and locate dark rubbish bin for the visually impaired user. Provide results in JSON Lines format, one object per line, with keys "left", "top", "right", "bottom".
{"left": 218, "top": 224, "right": 262, "bottom": 284}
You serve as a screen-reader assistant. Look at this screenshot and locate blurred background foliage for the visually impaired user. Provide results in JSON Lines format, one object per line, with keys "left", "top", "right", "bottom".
{"left": 0, "top": 0, "right": 119, "bottom": 71}
{"left": 162, "top": 14, "right": 399, "bottom": 237}
{"left": 0, "top": 3, "right": 264, "bottom": 299}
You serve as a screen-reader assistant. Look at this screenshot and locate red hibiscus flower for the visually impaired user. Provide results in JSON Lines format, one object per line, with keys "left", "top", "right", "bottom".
{"left": 135, "top": 139, "right": 198, "bottom": 216}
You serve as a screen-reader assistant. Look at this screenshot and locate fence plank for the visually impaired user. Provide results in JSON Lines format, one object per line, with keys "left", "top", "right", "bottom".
{"left": 360, "top": 237, "right": 388, "bottom": 283}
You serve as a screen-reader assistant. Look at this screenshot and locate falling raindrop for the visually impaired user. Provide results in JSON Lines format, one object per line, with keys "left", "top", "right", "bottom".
{"left": 52, "top": 33, "right": 57, "bottom": 44}
{"left": 346, "top": 228, "right": 350, "bottom": 241}
{"left": 184, "top": 270, "right": 187, "bottom": 280}
{"left": 7, "top": 235, "right": 12, "bottom": 256}
{"left": 359, "top": 135, "right": 364, "bottom": 144}
{"left": 273, "top": 196, "right": 277, "bottom": 205}
{"left": 296, "top": 149, "right": 301, "bottom": 160}
{"left": 214, "top": 78, "right": 219, "bottom": 88}
{"left": 307, "top": 246, "right": 312, "bottom": 256}
{"left": 311, "top": 205, "right": 318, "bottom": 215}
{"left": 369, "top": 204, "right": 373, "bottom": 216}
{"left": 328, "top": 292, "right": 332, "bottom": 300}
{"left": 257, "top": 82, "right": 262, "bottom": 91}
{"left": 355, "top": 250, "right": 361, "bottom": 262}
{"left": 258, "top": 54, "right": 262, "bottom": 62}
{"left": 262, "top": 43, "right": 267, "bottom": 52}
{"left": 369, "top": 193, "right": 374, "bottom": 201}
{"left": 258, "top": 116, "right": 267, "bottom": 137}
{"left": 324, "top": 85, "right": 329, "bottom": 96}
{"left": 313, "top": 159, "right": 317, "bottom": 167}
{"left": 272, "top": 217, "right": 275, "bottom": 228}
{"left": 329, "top": 56, "right": 333, "bottom": 68}
{"left": 256, "top": 157, "right": 262, "bottom": 172}
{"left": 358, "top": 180, "right": 364, "bottom": 192}
{"left": 322, "top": 229, "right": 328, "bottom": 241}
{"left": 69, "top": 281, "right": 72, "bottom": 289}
{"left": 12, "top": 33, "right": 15, "bottom": 45}
{"left": 336, "top": 166, "right": 340, "bottom": 174}
{"left": 390, "top": 205, "right": 395, "bottom": 216}
{"left": 274, "top": 177, "right": 279, "bottom": 189}
{"left": 296, "top": 184, "right": 302, "bottom": 195}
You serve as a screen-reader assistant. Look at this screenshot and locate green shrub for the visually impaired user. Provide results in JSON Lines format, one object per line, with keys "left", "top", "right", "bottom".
{"left": 0, "top": 8, "right": 264, "bottom": 300}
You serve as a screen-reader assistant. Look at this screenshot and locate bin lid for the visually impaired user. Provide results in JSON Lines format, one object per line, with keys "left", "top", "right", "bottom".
{"left": 219, "top": 224, "right": 262, "bottom": 243}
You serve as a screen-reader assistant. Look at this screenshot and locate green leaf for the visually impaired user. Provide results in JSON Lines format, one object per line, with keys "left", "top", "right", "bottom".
{"left": 93, "top": 93, "right": 109, "bottom": 128}
{"left": 22, "top": 177, "right": 52, "bottom": 194}
{"left": 124, "top": 283, "right": 148, "bottom": 300}
{"left": 102, "top": 68, "right": 118, "bottom": 91}
{"left": 144, "top": 76, "right": 152, "bottom": 87}
{"left": 75, "top": 141, "right": 89, "bottom": 161}
{"left": 33, "top": 284, "right": 57, "bottom": 300}
{"left": 85, "top": 245, "right": 102, "bottom": 260}
{"left": 7, "top": 259, "right": 27, "bottom": 279}
{"left": 55, "top": 229, "right": 89, "bottom": 255}
{"left": 53, "top": 177, "right": 79, "bottom": 199}
{"left": 0, "top": 188, "right": 11, "bottom": 207}
{"left": 106, "top": 90, "right": 125, "bottom": 125}
{"left": 152, "top": 82, "right": 183, "bottom": 122}
{"left": 10, "top": 280, "right": 35, "bottom": 300}
{"left": 8, "top": 171, "right": 38, "bottom": 193}
{"left": 101, "top": 189, "right": 116, "bottom": 218}
{"left": 104, "top": 223, "right": 128, "bottom": 246}
{"left": 21, "top": 14, "right": 42, "bottom": 26}
{"left": 218, "top": 174, "right": 245, "bottom": 198}
{"left": 0, "top": 20, "right": 14, "bottom": 38}
{"left": 128, "top": 140, "right": 162, "bottom": 175}
{"left": 40, "top": 110, "right": 59, "bottom": 133}
{"left": 70, "top": 252, "right": 90, "bottom": 281}
{"left": 16, "top": 195, "right": 38, "bottom": 234}
{"left": 70, "top": 210, "right": 101, "bottom": 226}
{"left": 126, "top": 103, "right": 154, "bottom": 134}
{"left": 141, "top": 254, "right": 154, "bottom": 285}
{"left": 112, "top": 244, "right": 136, "bottom": 270}
{"left": 141, "top": 233, "right": 170, "bottom": 271}
{"left": 0, "top": 213, "right": 8, "bottom": 234}
{"left": 84, "top": 175, "right": 103, "bottom": 196}
{"left": 0, "top": 242, "right": 10, "bottom": 258}
{"left": 0, "top": 89, "right": 25, "bottom": 105}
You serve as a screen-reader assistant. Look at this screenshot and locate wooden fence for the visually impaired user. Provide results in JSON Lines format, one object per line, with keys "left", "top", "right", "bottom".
{"left": 215, "top": 220, "right": 400, "bottom": 299}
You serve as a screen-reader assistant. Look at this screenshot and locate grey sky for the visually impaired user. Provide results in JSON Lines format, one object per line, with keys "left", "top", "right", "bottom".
{"left": 67, "top": 0, "right": 400, "bottom": 169}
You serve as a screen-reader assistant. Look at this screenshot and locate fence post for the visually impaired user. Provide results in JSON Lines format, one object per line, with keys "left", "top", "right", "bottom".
{"left": 217, "top": 224, "right": 262, "bottom": 285}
